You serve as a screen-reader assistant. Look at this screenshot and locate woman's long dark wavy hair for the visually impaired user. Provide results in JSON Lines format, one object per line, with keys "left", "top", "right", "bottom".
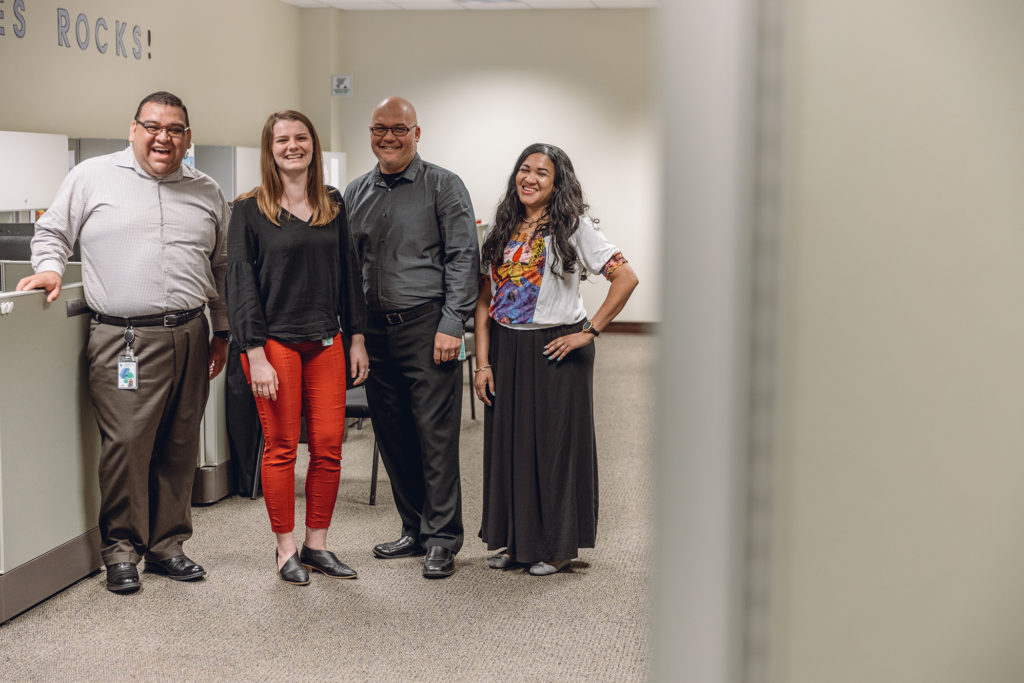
{"left": 481, "top": 143, "right": 595, "bottom": 279}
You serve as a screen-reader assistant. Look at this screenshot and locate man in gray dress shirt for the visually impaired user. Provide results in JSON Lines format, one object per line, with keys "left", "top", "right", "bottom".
{"left": 16, "top": 91, "right": 230, "bottom": 594}
{"left": 345, "top": 96, "right": 478, "bottom": 578}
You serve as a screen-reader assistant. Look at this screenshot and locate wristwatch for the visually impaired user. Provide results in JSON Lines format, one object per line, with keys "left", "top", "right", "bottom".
{"left": 582, "top": 320, "right": 600, "bottom": 337}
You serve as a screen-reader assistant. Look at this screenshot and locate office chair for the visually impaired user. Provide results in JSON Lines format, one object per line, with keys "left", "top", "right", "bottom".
{"left": 345, "top": 386, "right": 380, "bottom": 505}
{"left": 462, "top": 318, "right": 477, "bottom": 420}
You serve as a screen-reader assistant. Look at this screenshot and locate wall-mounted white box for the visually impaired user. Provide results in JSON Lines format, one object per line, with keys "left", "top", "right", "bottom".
{"left": 0, "top": 132, "right": 69, "bottom": 212}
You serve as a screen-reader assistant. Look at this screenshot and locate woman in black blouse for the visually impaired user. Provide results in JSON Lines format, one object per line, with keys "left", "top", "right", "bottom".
{"left": 227, "top": 110, "right": 369, "bottom": 585}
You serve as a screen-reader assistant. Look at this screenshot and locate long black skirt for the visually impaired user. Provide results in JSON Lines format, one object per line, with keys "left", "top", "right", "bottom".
{"left": 479, "top": 321, "right": 598, "bottom": 564}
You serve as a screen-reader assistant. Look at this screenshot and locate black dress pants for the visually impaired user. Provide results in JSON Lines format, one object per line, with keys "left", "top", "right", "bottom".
{"left": 226, "top": 339, "right": 262, "bottom": 498}
{"left": 364, "top": 305, "right": 464, "bottom": 552}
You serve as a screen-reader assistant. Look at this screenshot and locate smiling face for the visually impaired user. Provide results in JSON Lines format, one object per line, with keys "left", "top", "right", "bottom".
{"left": 271, "top": 118, "right": 314, "bottom": 177}
{"left": 129, "top": 102, "right": 191, "bottom": 178}
{"left": 370, "top": 98, "right": 419, "bottom": 174}
{"left": 516, "top": 153, "right": 556, "bottom": 214}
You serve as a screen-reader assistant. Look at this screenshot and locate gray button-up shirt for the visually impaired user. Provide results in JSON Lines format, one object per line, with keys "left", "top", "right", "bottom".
{"left": 31, "top": 148, "right": 230, "bottom": 330}
{"left": 344, "top": 154, "right": 478, "bottom": 338}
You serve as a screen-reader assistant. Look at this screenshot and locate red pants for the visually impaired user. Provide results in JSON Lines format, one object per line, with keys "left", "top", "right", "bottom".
{"left": 242, "top": 335, "right": 347, "bottom": 533}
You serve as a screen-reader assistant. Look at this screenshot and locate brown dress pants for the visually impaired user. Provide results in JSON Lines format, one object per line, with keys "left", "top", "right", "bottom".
{"left": 87, "top": 316, "right": 210, "bottom": 565}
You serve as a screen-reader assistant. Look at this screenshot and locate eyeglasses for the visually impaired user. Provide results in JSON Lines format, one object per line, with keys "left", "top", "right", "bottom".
{"left": 134, "top": 120, "right": 189, "bottom": 139}
{"left": 369, "top": 124, "right": 416, "bottom": 138}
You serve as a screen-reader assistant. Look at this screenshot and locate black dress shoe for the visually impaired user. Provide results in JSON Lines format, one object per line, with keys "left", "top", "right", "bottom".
{"left": 422, "top": 546, "right": 456, "bottom": 578}
{"left": 373, "top": 535, "right": 425, "bottom": 559}
{"left": 300, "top": 546, "right": 357, "bottom": 579}
{"left": 144, "top": 554, "right": 206, "bottom": 581}
{"left": 278, "top": 551, "right": 310, "bottom": 585}
{"left": 106, "top": 562, "right": 141, "bottom": 593}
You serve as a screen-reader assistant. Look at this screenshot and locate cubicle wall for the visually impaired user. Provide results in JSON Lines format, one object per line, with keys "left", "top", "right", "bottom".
{"left": 0, "top": 282, "right": 101, "bottom": 623}
{"left": 0, "top": 262, "right": 231, "bottom": 622}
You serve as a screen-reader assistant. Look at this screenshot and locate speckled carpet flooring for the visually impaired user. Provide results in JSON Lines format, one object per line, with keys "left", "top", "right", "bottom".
{"left": 0, "top": 333, "right": 653, "bottom": 682}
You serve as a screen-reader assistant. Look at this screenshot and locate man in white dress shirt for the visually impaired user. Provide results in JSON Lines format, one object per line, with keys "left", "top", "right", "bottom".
{"left": 17, "top": 91, "right": 230, "bottom": 594}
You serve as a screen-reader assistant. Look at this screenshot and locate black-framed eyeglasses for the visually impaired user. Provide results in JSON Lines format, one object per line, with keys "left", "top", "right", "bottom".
{"left": 369, "top": 124, "right": 416, "bottom": 138}
{"left": 134, "top": 119, "right": 189, "bottom": 139}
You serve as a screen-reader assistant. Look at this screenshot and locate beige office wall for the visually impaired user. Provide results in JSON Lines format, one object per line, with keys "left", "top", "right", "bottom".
{"left": 774, "top": 1, "right": 1024, "bottom": 682}
{"left": 0, "top": 0, "right": 301, "bottom": 145}
{"left": 332, "top": 10, "right": 659, "bottom": 323}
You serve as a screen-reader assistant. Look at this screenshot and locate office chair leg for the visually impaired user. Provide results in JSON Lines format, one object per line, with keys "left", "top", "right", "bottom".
{"left": 469, "top": 354, "right": 476, "bottom": 420}
{"left": 369, "top": 440, "right": 380, "bottom": 506}
{"left": 250, "top": 434, "right": 264, "bottom": 500}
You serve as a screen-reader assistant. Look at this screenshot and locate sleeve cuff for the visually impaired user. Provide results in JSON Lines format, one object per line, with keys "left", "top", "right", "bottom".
{"left": 35, "top": 259, "right": 66, "bottom": 277}
{"left": 437, "top": 316, "right": 464, "bottom": 339}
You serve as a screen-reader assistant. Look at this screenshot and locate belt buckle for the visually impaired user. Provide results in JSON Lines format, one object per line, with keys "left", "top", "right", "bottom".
{"left": 163, "top": 313, "right": 182, "bottom": 327}
{"left": 385, "top": 311, "right": 403, "bottom": 325}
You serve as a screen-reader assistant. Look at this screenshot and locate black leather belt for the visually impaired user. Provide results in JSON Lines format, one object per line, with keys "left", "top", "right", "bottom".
{"left": 94, "top": 306, "right": 205, "bottom": 328}
{"left": 374, "top": 301, "right": 440, "bottom": 326}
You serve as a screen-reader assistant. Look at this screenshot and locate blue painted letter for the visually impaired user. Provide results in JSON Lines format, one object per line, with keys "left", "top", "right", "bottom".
{"left": 74, "top": 12, "right": 88, "bottom": 50}
{"left": 115, "top": 19, "right": 125, "bottom": 57}
{"left": 57, "top": 8, "right": 71, "bottom": 47}
{"left": 95, "top": 17, "right": 107, "bottom": 53}
{"left": 13, "top": 0, "right": 26, "bottom": 38}
{"left": 132, "top": 24, "right": 141, "bottom": 59}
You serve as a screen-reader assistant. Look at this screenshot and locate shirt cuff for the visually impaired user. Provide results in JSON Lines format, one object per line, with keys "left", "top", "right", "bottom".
{"left": 437, "top": 315, "right": 464, "bottom": 339}
{"left": 35, "top": 259, "right": 65, "bottom": 277}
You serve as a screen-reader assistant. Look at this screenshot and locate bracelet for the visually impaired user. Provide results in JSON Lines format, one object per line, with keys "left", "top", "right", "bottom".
{"left": 474, "top": 365, "right": 492, "bottom": 374}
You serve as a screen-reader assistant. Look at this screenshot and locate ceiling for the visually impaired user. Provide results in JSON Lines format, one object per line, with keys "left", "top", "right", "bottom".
{"left": 278, "top": 0, "right": 655, "bottom": 9}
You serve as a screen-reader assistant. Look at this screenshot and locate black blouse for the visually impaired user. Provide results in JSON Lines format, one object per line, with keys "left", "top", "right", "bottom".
{"left": 226, "top": 190, "right": 366, "bottom": 350}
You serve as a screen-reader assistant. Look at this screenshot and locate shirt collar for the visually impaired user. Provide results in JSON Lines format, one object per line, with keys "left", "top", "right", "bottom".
{"left": 373, "top": 153, "right": 422, "bottom": 185}
{"left": 114, "top": 146, "right": 195, "bottom": 182}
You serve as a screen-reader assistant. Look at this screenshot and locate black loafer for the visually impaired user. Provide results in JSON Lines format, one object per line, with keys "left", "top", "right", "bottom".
{"left": 278, "top": 551, "right": 310, "bottom": 585}
{"left": 373, "top": 535, "right": 425, "bottom": 559}
{"left": 422, "top": 546, "right": 456, "bottom": 578}
{"left": 300, "top": 546, "right": 357, "bottom": 579}
{"left": 106, "top": 562, "right": 141, "bottom": 593}
{"left": 144, "top": 554, "right": 206, "bottom": 581}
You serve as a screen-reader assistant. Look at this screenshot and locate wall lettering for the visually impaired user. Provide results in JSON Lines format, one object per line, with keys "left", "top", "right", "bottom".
{"left": 49, "top": 4, "right": 149, "bottom": 59}
{"left": 0, "top": 0, "right": 28, "bottom": 38}
{"left": 5, "top": 3, "right": 149, "bottom": 58}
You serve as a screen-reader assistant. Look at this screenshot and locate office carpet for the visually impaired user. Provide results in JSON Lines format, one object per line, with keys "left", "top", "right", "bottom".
{"left": 0, "top": 334, "right": 653, "bottom": 682}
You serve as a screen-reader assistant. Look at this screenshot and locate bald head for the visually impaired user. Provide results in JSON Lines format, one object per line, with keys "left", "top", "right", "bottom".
{"left": 373, "top": 96, "right": 417, "bottom": 122}
{"left": 370, "top": 96, "right": 421, "bottom": 174}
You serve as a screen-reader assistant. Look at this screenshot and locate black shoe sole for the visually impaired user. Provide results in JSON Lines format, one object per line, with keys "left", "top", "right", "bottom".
{"left": 302, "top": 563, "right": 358, "bottom": 579}
{"left": 373, "top": 547, "right": 426, "bottom": 559}
{"left": 144, "top": 566, "right": 207, "bottom": 581}
{"left": 422, "top": 569, "right": 456, "bottom": 578}
{"left": 106, "top": 582, "right": 141, "bottom": 594}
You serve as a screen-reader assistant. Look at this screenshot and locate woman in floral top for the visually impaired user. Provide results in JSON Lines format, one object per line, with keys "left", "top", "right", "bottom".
{"left": 474, "top": 143, "right": 639, "bottom": 576}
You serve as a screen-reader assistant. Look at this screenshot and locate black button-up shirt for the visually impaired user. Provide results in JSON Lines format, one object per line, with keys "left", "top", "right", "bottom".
{"left": 226, "top": 191, "right": 366, "bottom": 350}
{"left": 344, "top": 154, "right": 478, "bottom": 338}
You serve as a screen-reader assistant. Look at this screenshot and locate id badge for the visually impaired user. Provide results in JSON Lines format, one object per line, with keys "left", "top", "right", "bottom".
{"left": 117, "top": 354, "right": 138, "bottom": 390}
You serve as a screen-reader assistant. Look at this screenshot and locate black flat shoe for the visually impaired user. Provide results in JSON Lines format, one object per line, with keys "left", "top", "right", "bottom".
{"left": 277, "top": 551, "right": 310, "bottom": 585}
{"left": 106, "top": 562, "right": 140, "bottom": 593}
{"left": 300, "top": 546, "right": 357, "bottom": 579}
{"left": 373, "top": 535, "right": 425, "bottom": 559}
{"left": 422, "top": 546, "right": 456, "bottom": 579}
{"left": 144, "top": 554, "right": 206, "bottom": 581}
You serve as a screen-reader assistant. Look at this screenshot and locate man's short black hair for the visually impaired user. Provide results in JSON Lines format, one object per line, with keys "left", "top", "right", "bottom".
{"left": 134, "top": 91, "right": 189, "bottom": 127}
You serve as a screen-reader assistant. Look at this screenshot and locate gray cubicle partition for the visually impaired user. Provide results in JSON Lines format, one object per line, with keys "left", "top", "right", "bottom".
{"left": 0, "top": 283, "right": 102, "bottom": 623}
{"left": 194, "top": 333, "right": 232, "bottom": 505}
{"left": 0, "top": 263, "right": 232, "bottom": 622}
{"left": 1, "top": 261, "right": 230, "bottom": 505}
{"left": 0, "top": 261, "right": 82, "bottom": 293}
